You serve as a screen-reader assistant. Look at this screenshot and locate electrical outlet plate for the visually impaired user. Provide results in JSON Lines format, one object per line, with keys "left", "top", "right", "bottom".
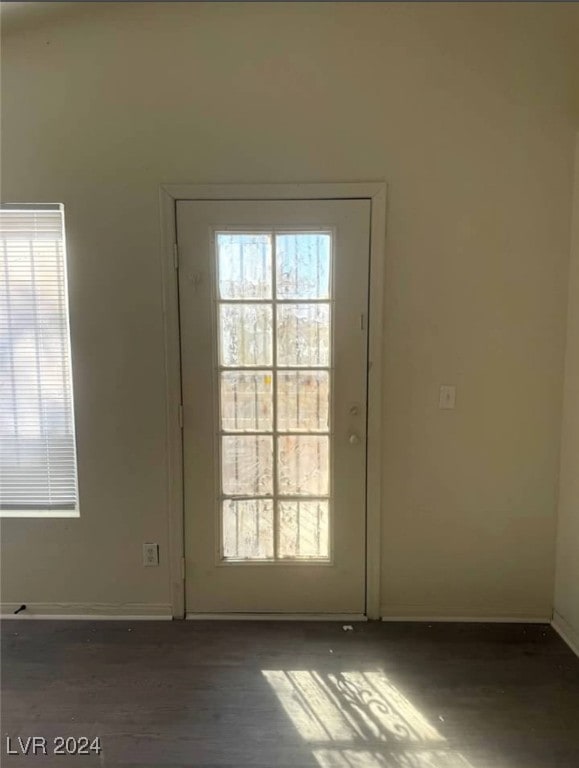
{"left": 143, "top": 543, "right": 159, "bottom": 567}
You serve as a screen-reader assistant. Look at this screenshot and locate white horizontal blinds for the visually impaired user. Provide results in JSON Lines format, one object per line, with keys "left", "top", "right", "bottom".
{"left": 0, "top": 205, "right": 78, "bottom": 511}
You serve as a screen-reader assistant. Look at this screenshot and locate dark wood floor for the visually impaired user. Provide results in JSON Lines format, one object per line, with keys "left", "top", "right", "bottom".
{"left": 1, "top": 620, "right": 578, "bottom": 767}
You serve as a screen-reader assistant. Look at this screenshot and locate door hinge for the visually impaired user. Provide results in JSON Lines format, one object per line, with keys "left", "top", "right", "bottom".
{"left": 178, "top": 403, "right": 184, "bottom": 429}
{"left": 181, "top": 556, "right": 186, "bottom": 581}
{"left": 173, "top": 242, "right": 179, "bottom": 270}
{"left": 360, "top": 313, "right": 366, "bottom": 331}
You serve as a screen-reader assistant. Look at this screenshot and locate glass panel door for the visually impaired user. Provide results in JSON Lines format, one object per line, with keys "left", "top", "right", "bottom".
{"left": 178, "top": 198, "right": 370, "bottom": 614}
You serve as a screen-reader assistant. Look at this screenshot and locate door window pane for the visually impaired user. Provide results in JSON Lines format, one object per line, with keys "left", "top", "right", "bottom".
{"left": 217, "top": 233, "right": 272, "bottom": 299}
{"left": 277, "top": 371, "right": 329, "bottom": 432}
{"left": 277, "top": 303, "right": 330, "bottom": 367}
{"left": 278, "top": 435, "right": 329, "bottom": 496}
{"left": 278, "top": 501, "right": 329, "bottom": 559}
{"left": 222, "top": 436, "right": 273, "bottom": 496}
{"left": 223, "top": 499, "right": 274, "bottom": 559}
{"left": 221, "top": 371, "right": 273, "bottom": 432}
{"left": 219, "top": 304, "right": 273, "bottom": 366}
{"left": 276, "top": 233, "right": 330, "bottom": 299}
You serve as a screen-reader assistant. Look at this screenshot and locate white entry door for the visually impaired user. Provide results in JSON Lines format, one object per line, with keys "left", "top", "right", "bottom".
{"left": 177, "top": 199, "right": 370, "bottom": 614}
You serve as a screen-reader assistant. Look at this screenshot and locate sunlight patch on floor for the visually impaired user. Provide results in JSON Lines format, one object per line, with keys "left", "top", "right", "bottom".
{"left": 313, "top": 747, "right": 473, "bottom": 767}
{"left": 262, "top": 669, "right": 477, "bottom": 768}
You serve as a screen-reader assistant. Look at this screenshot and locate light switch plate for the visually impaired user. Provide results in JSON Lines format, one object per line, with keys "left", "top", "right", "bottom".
{"left": 439, "top": 385, "right": 456, "bottom": 410}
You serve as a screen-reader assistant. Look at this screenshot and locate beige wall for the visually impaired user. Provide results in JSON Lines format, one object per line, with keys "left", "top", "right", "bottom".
{"left": 1, "top": 2, "right": 578, "bottom": 617}
{"left": 555, "top": 136, "right": 579, "bottom": 645}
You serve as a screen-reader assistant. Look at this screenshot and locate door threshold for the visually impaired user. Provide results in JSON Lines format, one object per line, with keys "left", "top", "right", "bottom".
{"left": 186, "top": 613, "right": 368, "bottom": 621}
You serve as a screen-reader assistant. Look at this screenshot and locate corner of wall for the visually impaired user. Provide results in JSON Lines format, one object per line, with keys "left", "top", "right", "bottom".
{"left": 553, "top": 131, "right": 579, "bottom": 654}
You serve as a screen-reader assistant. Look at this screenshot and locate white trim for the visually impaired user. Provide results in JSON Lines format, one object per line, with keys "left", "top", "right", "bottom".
{"left": 552, "top": 611, "right": 579, "bottom": 657}
{"left": 0, "top": 602, "right": 172, "bottom": 619}
{"left": 381, "top": 615, "right": 551, "bottom": 623}
{"left": 0, "top": 509, "right": 79, "bottom": 518}
{"left": 159, "top": 187, "right": 186, "bottom": 620}
{"left": 186, "top": 613, "right": 368, "bottom": 621}
{"left": 161, "top": 182, "right": 386, "bottom": 202}
{"left": 1, "top": 615, "right": 172, "bottom": 621}
{"left": 365, "top": 185, "right": 386, "bottom": 619}
{"left": 159, "top": 182, "right": 386, "bottom": 619}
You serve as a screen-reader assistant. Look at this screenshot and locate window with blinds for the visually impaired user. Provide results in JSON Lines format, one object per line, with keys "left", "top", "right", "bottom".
{"left": 0, "top": 204, "right": 79, "bottom": 516}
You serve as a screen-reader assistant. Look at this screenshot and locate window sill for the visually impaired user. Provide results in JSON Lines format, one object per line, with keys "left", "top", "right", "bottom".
{"left": 0, "top": 509, "right": 80, "bottom": 519}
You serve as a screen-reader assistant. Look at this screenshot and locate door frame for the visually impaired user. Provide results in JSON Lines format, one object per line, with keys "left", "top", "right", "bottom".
{"left": 159, "top": 183, "right": 387, "bottom": 619}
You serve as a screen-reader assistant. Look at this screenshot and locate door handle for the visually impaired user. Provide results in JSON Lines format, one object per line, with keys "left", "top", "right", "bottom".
{"left": 349, "top": 433, "right": 361, "bottom": 445}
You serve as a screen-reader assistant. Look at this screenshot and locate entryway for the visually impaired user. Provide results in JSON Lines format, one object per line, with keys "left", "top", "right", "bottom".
{"left": 160, "top": 184, "right": 386, "bottom": 618}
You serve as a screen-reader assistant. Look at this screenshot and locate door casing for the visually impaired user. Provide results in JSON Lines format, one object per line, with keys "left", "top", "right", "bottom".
{"left": 159, "top": 183, "right": 387, "bottom": 620}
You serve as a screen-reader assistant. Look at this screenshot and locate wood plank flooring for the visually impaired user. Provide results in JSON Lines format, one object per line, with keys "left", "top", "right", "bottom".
{"left": 1, "top": 621, "right": 578, "bottom": 767}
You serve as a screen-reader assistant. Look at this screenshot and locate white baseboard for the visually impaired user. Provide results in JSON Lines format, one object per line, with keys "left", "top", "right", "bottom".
{"left": 552, "top": 611, "right": 579, "bottom": 657}
{"left": 381, "top": 615, "right": 551, "bottom": 623}
{"left": 187, "top": 613, "right": 368, "bottom": 621}
{"left": 0, "top": 602, "right": 172, "bottom": 620}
